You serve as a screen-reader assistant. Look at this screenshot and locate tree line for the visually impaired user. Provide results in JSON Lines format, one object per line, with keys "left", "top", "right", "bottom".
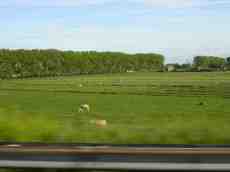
{"left": 0, "top": 49, "right": 164, "bottom": 79}
{"left": 166, "top": 56, "right": 230, "bottom": 72}
{"left": 193, "top": 56, "right": 227, "bottom": 71}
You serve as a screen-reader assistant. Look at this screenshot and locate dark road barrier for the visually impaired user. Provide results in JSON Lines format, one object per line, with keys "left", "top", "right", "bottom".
{"left": 1, "top": 143, "right": 230, "bottom": 171}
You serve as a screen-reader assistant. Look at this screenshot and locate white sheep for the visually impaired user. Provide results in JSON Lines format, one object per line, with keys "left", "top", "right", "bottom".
{"left": 78, "top": 104, "right": 90, "bottom": 113}
{"left": 78, "top": 108, "right": 84, "bottom": 113}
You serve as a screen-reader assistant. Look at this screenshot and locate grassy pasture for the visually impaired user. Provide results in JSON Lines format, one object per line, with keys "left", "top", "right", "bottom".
{"left": 0, "top": 72, "right": 230, "bottom": 144}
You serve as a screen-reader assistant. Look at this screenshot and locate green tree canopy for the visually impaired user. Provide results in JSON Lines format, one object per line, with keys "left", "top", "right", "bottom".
{"left": 0, "top": 49, "right": 164, "bottom": 79}
{"left": 193, "top": 56, "right": 225, "bottom": 71}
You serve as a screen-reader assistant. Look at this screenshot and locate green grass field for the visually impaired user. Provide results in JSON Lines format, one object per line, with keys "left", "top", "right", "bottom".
{"left": 0, "top": 72, "right": 230, "bottom": 144}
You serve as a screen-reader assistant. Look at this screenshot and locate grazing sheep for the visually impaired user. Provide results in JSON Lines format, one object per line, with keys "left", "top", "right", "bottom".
{"left": 95, "top": 120, "right": 107, "bottom": 127}
{"left": 78, "top": 108, "right": 84, "bottom": 113}
{"left": 78, "top": 104, "right": 90, "bottom": 112}
{"left": 79, "top": 84, "right": 83, "bottom": 87}
{"left": 90, "top": 119, "right": 107, "bottom": 127}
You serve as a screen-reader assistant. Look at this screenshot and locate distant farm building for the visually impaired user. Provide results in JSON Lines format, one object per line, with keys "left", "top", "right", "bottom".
{"left": 165, "top": 64, "right": 176, "bottom": 72}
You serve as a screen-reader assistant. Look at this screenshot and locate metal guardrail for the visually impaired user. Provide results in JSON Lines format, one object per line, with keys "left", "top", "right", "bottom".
{"left": 1, "top": 143, "right": 230, "bottom": 170}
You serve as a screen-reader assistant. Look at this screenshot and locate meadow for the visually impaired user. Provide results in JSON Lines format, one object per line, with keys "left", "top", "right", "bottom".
{"left": 0, "top": 72, "right": 230, "bottom": 144}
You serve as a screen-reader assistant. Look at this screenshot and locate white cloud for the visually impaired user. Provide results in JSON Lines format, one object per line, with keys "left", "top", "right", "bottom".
{"left": 0, "top": 0, "right": 112, "bottom": 7}
{"left": 142, "top": 0, "right": 194, "bottom": 8}
{"left": 1, "top": 0, "right": 230, "bottom": 8}
{"left": 141, "top": 0, "right": 230, "bottom": 8}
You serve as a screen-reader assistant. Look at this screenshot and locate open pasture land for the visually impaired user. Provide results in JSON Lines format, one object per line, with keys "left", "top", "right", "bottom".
{"left": 0, "top": 72, "right": 230, "bottom": 144}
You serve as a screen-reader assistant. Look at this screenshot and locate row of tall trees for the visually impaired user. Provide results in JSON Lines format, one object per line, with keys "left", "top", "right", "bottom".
{"left": 0, "top": 49, "right": 164, "bottom": 79}
{"left": 193, "top": 56, "right": 226, "bottom": 71}
{"left": 165, "top": 56, "right": 230, "bottom": 72}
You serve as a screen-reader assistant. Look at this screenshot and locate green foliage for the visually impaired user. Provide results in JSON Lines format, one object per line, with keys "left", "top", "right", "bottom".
{"left": 0, "top": 49, "right": 164, "bottom": 79}
{"left": 180, "top": 63, "right": 192, "bottom": 71}
{"left": 193, "top": 56, "right": 226, "bottom": 71}
{"left": 226, "top": 57, "right": 230, "bottom": 69}
{"left": 227, "top": 57, "right": 230, "bottom": 63}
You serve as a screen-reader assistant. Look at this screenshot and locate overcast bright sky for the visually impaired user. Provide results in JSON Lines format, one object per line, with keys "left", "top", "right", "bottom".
{"left": 1, "top": 0, "right": 230, "bottom": 63}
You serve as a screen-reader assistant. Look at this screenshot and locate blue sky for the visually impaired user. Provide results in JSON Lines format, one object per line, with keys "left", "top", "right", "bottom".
{"left": 0, "top": 0, "right": 230, "bottom": 63}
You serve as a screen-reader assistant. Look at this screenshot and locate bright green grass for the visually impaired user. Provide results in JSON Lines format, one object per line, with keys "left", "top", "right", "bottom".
{"left": 0, "top": 72, "right": 229, "bottom": 144}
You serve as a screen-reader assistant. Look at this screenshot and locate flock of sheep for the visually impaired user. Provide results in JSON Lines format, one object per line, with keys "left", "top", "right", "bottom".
{"left": 78, "top": 104, "right": 107, "bottom": 127}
